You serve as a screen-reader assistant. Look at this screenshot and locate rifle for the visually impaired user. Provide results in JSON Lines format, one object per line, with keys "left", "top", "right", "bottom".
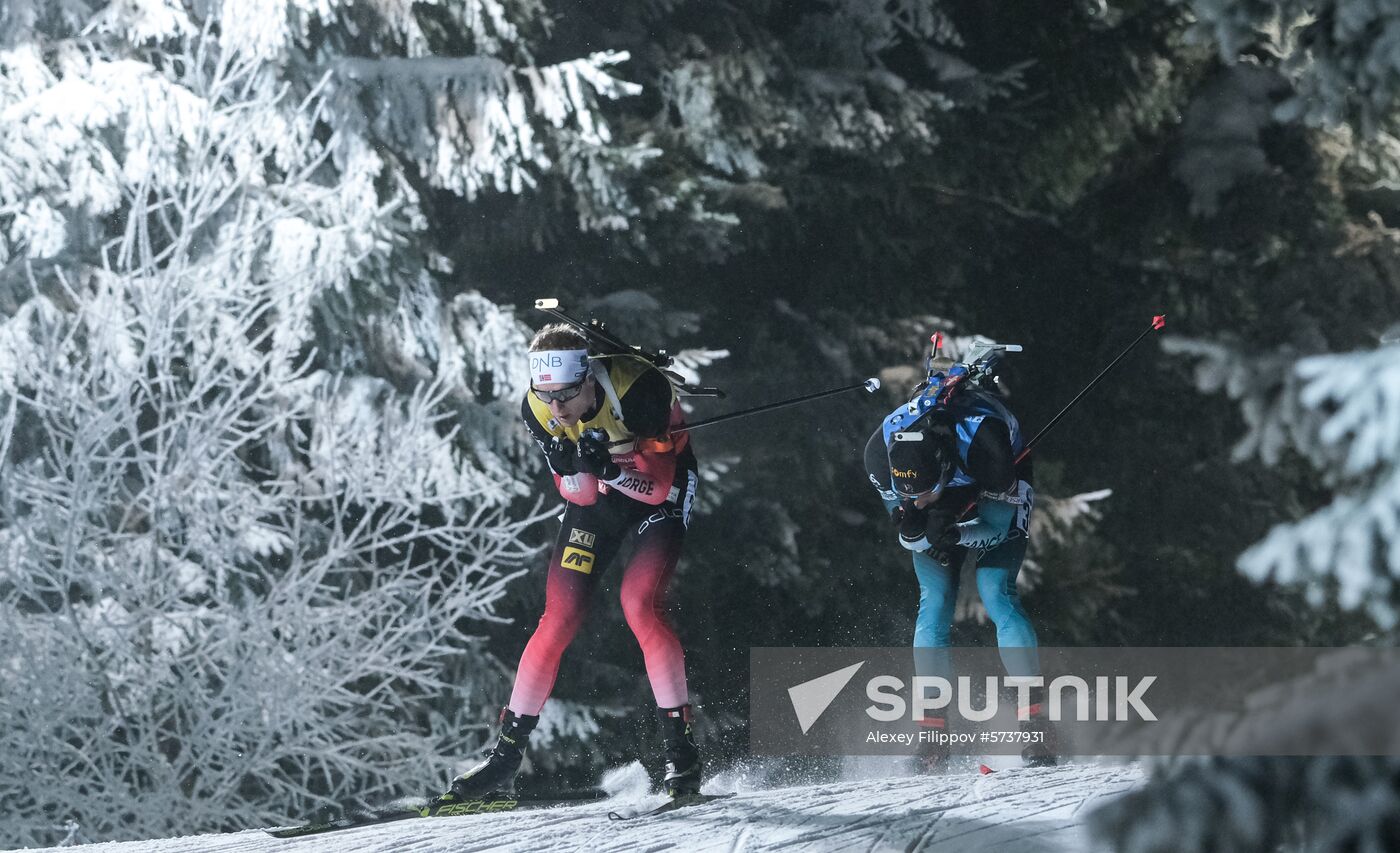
{"left": 925, "top": 314, "right": 1167, "bottom": 566}
{"left": 534, "top": 298, "right": 724, "bottom": 398}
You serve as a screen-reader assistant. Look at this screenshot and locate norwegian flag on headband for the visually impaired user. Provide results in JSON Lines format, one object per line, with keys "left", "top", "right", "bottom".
{"left": 529, "top": 348, "right": 589, "bottom": 386}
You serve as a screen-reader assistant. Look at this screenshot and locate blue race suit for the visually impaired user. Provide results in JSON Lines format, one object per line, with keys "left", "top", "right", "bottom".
{"left": 865, "top": 388, "right": 1039, "bottom": 680}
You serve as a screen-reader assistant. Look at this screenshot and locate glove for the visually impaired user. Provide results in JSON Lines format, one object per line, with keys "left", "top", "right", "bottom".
{"left": 545, "top": 436, "right": 579, "bottom": 476}
{"left": 890, "top": 502, "right": 907, "bottom": 528}
{"left": 897, "top": 503, "right": 932, "bottom": 552}
{"left": 926, "top": 515, "right": 962, "bottom": 566}
{"left": 934, "top": 524, "right": 961, "bottom": 552}
{"left": 576, "top": 429, "right": 621, "bottom": 481}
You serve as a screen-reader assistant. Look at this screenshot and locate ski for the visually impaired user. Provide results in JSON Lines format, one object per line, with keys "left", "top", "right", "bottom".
{"left": 266, "top": 789, "right": 609, "bottom": 838}
{"left": 606, "top": 792, "right": 735, "bottom": 822}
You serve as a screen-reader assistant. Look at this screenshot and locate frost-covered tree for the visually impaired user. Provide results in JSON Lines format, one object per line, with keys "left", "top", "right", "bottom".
{"left": 1, "top": 0, "right": 653, "bottom": 377}
{"left": 1166, "top": 336, "right": 1400, "bottom": 627}
{"left": 0, "top": 0, "right": 655, "bottom": 844}
{"left": 434, "top": 0, "right": 1030, "bottom": 270}
{"left": 1186, "top": 0, "right": 1400, "bottom": 133}
{"left": 1069, "top": 5, "right": 1400, "bottom": 848}
{"left": 1166, "top": 1, "right": 1400, "bottom": 218}
{"left": 1087, "top": 334, "right": 1400, "bottom": 852}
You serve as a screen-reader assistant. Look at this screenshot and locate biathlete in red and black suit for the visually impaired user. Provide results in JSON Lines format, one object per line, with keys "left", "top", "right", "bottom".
{"left": 437, "top": 322, "right": 701, "bottom": 804}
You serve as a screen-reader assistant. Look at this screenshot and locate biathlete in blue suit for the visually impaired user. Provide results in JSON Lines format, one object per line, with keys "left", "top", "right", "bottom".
{"left": 864, "top": 383, "right": 1055, "bottom": 768}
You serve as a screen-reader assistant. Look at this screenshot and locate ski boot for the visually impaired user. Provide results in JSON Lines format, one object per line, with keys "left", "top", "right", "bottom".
{"left": 914, "top": 715, "right": 953, "bottom": 774}
{"left": 658, "top": 704, "right": 702, "bottom": 798}
{"left": 435, "top": 708, "right": 539, "bottom": 805}
{"left": 1019, "top": 686, "right": 1058, "bottom": 768}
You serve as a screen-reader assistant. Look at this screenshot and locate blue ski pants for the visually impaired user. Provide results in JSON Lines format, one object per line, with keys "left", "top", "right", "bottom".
{"left": 910, "top": 536, "right": 1039, "bottom": 679}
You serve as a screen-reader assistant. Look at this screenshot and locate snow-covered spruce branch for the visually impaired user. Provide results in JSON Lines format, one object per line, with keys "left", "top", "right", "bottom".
{"left": 1167, "top": 334, "right": 1400, "bottom": 627}
{"left": 1095, "top": 328, "right": 1400, "bottom": 853}
{"left": 1162, "top": 335, "right": 1327, "bottom": 468}
{"left": 1186, "top": 0, "right": 1400, "bottom": 134}
{"left": 328, "top": 50, "right": 647, "bottom": 230}
{"left": 0, "top": 23, "right": 542, "bottom": 848}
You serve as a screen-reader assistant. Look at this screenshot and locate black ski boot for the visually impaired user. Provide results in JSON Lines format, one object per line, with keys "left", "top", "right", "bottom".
{"left": 1019, "top": 686, "right": 1058, "bottom": 768}
{"left": 436, "top": 708, "right": 539, "bottom": 804}
{"left": 914, "top": 715, "right": 953, "bottom": 774}
{"left": 658, "top": 704, "right": 702, "bottom": 798}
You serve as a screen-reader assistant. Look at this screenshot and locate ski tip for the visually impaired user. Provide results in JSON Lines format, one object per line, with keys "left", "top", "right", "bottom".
{"left": 978, "top": 763, "right": 995, "bottom": 775}
{"left": 535, "top": 298, "right": 560, "bottom": 310}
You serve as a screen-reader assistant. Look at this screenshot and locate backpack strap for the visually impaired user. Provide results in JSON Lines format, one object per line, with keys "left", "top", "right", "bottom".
{"left": 588, "top": 358, "right": 625, "bottom": 422}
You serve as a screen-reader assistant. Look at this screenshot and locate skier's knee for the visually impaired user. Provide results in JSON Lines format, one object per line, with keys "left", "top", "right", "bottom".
{"left": 620, "top": 594, "right": 663, "bottom": 637}
{"left": 536, "top": 605, "right": 586, "bottom": 646}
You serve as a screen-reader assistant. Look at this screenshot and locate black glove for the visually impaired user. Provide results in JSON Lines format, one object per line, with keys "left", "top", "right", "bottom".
{"left": 890, "top": 502, "right": 908, "bottom": 528}
{"left": 544, "top": 436, "right": 579, "bottom": 476}
{"left": 934, "top": 524, "right": 961, "bottom": 552}
{"left": 897, "top": 503, "right": 932, "bottom": 552}
{"left": 576, "top": 429, "right": 621, "bottom": 480}
{"left": 927, "top": 513, "right": 962, "bottom": 566}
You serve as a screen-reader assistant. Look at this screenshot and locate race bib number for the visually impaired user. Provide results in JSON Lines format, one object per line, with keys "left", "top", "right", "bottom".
{"left": 1015, "top": 481, "right": 1034, "bottom": 537}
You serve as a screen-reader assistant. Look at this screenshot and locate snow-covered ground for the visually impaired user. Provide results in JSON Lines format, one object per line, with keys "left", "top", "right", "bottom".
{"left": 27, "top": 761, "right": 1142, "bottom": 853}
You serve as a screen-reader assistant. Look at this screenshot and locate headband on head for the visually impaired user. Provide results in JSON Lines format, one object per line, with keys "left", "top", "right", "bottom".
{"left": 529, "top": 348, "right": 590, "bottom": 387}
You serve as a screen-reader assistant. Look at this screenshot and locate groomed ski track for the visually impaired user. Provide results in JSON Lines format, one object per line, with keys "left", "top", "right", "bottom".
{"left": 28, "top": 762, "right": 1142, "bottom": 853}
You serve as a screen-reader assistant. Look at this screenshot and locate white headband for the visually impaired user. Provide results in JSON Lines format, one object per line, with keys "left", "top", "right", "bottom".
{"left": 529, "top": 348, "right": 589, "bottom": 386}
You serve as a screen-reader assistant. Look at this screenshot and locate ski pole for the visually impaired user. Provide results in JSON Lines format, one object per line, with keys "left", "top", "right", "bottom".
{"left": 932, "top": 314, "right": 1166, "bottom": 561}
{"left": 1014, "top": 314, "right": 1166, "bottom": 465}
{"left": 673, "top": 378, "right": 882, "bottom": 434}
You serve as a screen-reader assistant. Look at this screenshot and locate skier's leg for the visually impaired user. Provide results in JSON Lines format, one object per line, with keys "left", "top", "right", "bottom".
{"left": 444, "top": 500, "right": 627, "bottom": 800}
{"left": 912, "top": 548, "right": 959, "bottom": 668}
{"left": 619, "top": 532, "right": 687, "bottom": 706}
{"left": 443, "top": 501, "right": 625, "bottom": 800}
{"left": 619, "top": 472, "right": 699, "bottom": 796}
{"left": 973, "top": 536, "right": 1039, "bottom": 677}
{"left": 912, "top": 548, "right": 961, "bottom": 769}
{"left": 618, "top": 488, "right": 693, "bottom": 709}
{"left": 975, "top": 536, "right": 1056, "bottom": 766}
{"left": 508, "top": 498, "right": 627, "bottom": 716}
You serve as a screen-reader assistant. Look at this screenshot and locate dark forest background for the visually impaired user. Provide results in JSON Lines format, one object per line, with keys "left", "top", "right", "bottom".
{"left": 6, "top": 1, "right": 1400, "bottom": 848}
{"left": 443, "top": 0, "right": 1392, "bottom": 784}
